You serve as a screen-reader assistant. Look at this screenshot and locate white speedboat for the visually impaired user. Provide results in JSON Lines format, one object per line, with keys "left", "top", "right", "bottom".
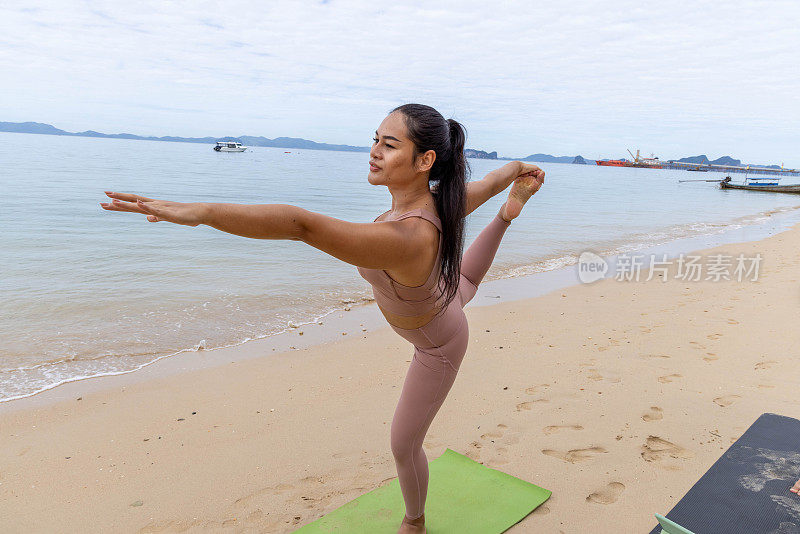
{"left": 213, "top": 141, "right": 247, "bottom": 152}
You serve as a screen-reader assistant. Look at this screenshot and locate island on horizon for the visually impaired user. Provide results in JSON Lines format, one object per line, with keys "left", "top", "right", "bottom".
{"left": 0, "top": 120, "right": 792, "bottom": 171}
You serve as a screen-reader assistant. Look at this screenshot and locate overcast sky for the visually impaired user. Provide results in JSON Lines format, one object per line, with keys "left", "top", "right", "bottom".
{"left": 2, "top": 1, "right": 798, "bottom": 165}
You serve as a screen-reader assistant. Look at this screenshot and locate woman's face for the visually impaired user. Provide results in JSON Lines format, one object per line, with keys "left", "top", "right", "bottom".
{"left": 368, "top": 112, "right": 427, "bottom": 187}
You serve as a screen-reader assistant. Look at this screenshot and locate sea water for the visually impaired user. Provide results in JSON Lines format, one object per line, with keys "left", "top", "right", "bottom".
{"left": 2, "top": 131, "right": 799, "bottom": 402}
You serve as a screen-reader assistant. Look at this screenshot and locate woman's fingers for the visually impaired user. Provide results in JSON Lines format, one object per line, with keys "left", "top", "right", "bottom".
{"left": 100, "top": 200, "right": 162, "bottom": 222}
{"left": 100, "top": 200, "right": 144, "bottom": 213}
{"left": 105, "top": 191, "right": 157, "bottom": 203}
{"left": 100, "top": 194, "right": 202, "bottom": 226}
{"left": 100, "top": 190, "right": 159, "bottom": 214}
{"left": 107, "top": 199, "right": 149, "bottom": 213}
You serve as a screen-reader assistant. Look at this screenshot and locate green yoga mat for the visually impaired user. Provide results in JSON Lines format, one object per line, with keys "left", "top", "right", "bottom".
{"left": 294, "top": 448, "right": 551, "bottom": 533}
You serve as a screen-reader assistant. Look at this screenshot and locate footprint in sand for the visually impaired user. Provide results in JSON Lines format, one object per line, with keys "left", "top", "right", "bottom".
{"left": 597, "top": 339, "right": 622, "bottom": 352}
{"left": 703, "top": 352, "right": 719, "bottom": 362}
{"left": 480, "top": 424, "right": 512, "bottom": 442}
{"left": 754, "top": 361, "right": 777, "bottom": 371}
{"left": 531, "top": 504, "right": 550, "bottom": 516}
{"left": 468, "top": 423, "right": 519, "bottom": 467}
{"left": 640, "top": 353, "right": 670, "bottom": 360}
{"left": 525, "top": 383, "right": 550, "bottom": 395}
{"left": 642, "top": 407, "right": 663, "bottom": 422}
{"left": 543, "top": 424, "right": 584, "bottom": 435}
{"left": 587, "top": 369, "right": 621, "bottom": 383}
{"left": 713, "top": 395, "right": 741, "bottom": 407}
{"left": 517, "top": 399, "right": 548, "bottom": 411}
{"left": 706, "top": 333, "right": 723, "bottom": 340}
{"left": 587, "top": 369, "right": 603, "bottom": 381}
{"left": 658, "top": 374, "right": 682, "bottom": 384}
{"left": 542, "top": 446, "right": 608, "bottom": 464}
{"left": 586, "top": 482, "right": 626, "bottom": 504}
{"left": 232, "top": 481, "right": 296, "bottom": 512}
{"left": 640, "top": 436, "right": 694, "bottom": 466}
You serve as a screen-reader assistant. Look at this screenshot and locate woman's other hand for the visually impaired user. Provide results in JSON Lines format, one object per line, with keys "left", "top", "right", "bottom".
{"left": 100, "top": 191, "right": 207, "bottom": 227}
{"left": 515, "top": 162, "right": 545, "bottom": 193}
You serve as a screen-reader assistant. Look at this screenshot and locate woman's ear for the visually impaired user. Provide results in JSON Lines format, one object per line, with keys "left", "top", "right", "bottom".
{"left": 415, "top": 149, "right": 436, "bottom": 173}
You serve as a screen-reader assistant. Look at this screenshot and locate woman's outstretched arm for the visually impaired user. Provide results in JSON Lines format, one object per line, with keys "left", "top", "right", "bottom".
{"left": 465, "top": 161, "right": 544, "bottom": 216}
{"left": 101, "top": 193, "right": 433, "bottom": 271}
{"left": 204, "top": 202, "right": 432, "bottom": 270}
{"left": 202, "top": 203, "right": 306, "bottom": 240}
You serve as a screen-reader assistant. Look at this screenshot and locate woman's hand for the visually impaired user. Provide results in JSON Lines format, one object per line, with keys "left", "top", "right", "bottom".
{"left": 100, "top": 191, "right": 207, "bottom": 227}
{"left": 465, "top": 161, "right": 545, "bottom": 217}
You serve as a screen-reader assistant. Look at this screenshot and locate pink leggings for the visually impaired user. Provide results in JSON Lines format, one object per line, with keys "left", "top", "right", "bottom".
{"left": 388, "top": 210, "right": 511, "bottom": 520}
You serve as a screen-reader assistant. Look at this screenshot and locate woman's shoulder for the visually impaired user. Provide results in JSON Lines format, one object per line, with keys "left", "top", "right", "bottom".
{"left": 374, "top": 208, "right": 440, "bottom": 227}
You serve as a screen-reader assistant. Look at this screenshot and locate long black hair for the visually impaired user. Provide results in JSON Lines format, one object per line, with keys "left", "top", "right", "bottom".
{"left": 391, "top": 103, "right": 468, "bottom": 314}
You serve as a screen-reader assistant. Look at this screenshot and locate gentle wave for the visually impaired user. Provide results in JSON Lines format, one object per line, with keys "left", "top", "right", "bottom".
{"left": 490, "top": 205, "right": 800, "bottom": 280}
{"left": 0, "top": 305, "right": 345, "bottom": 403}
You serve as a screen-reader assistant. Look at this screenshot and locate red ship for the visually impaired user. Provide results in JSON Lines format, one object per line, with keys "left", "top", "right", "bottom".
{"left": 596, "top": 159, "right": 629, "bottom": 167}
{"left": 595, "top": 149, "right": 662, "bottom": 169}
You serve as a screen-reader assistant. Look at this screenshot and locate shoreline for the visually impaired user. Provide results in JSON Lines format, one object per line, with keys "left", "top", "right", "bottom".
{"left": 1, "top": 217, "right": 799, "bottom": 532}
{"left": 2, "top": 205, "right": 799, "bottom": 416}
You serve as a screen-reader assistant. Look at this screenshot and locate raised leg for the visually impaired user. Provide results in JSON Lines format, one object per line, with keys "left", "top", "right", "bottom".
{"left": 458, "top": 210, "right": 511, "bottom": 307}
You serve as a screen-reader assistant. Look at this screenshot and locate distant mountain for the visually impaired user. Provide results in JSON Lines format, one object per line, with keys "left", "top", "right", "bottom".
{"left": 0, "top": 121, "right": 69, "bottom": 135}
{"left": 676, "top": 154, "right": 743, "bottom": 166}
{"left": 2, "top": 122, "right": 784, "bottom": 169}
{"left": 520, "top": 153, "right": 576, "bottom": 164}
{"left": 0, "top": 121, "right": 501, "bottom": 159}
{"left": 464, "top": 148, "right": 497, "bottom": 159}
{"left": 236, "top": 135, "right": 368, "bottom": 153}
{"left": 670, "top": 154, "right": 789, "bottom": 168}
{"left": 677, "top": 155, "right": 710, "bottom": 164}
{"left": 0, "top": 121, "right": 370, "bottom": 152}
{"left": 710, "top": 156, "right": 741, "bottom": 166}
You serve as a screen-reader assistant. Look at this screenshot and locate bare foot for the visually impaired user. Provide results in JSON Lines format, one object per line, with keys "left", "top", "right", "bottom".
{"left": 501, "top": 168, "right": 544, "bottom": 221}
{"left": 398, "top": 513, "right": 426, "bottom": 533}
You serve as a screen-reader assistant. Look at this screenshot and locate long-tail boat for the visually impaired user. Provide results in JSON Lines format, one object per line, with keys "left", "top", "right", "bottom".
{"left": 719, "top": 176, "right": 800, "bottom": 194}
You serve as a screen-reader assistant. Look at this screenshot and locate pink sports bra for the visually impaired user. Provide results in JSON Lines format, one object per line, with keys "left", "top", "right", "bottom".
{"left": 356, "top": 208, "right": 444, "bottom": 319}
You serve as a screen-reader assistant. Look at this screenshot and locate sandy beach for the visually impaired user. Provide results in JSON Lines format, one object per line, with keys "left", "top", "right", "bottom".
{"left": 2, "top": 220, "right": 799, "bottom": 533}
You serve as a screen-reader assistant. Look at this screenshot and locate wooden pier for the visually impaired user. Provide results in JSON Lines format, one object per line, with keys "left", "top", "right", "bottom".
{"left": 661, "top": 161, "right": 800, "bottom": 176}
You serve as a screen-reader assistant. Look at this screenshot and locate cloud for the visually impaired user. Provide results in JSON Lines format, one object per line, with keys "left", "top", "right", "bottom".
{"left": 1, "top": 0, "right": 798, "bottom": 165}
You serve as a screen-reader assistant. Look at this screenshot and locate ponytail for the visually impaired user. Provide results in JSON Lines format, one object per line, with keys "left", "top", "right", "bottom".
{"left": 391, "top": 104, "right": 468, "bottom": 314}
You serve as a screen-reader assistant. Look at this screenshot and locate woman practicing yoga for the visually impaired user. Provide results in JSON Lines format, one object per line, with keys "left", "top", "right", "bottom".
{"left": 100, "top": 103, "right": 544, "bottom": 533}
